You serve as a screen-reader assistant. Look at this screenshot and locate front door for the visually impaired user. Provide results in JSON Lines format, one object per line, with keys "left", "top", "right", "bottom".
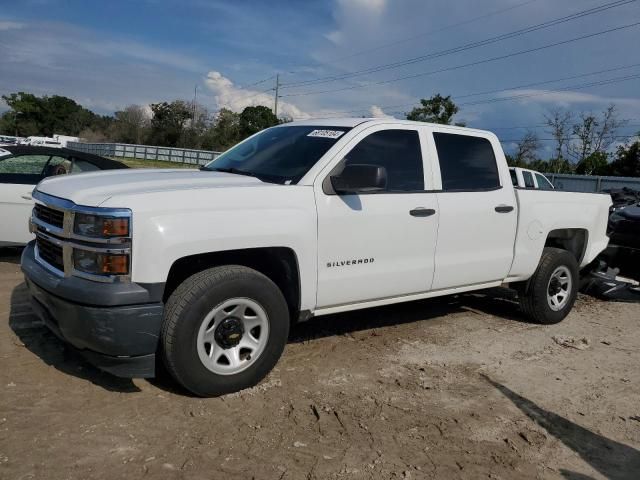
{"left": 315, "top": 125, "right": 439, "bottom": 308}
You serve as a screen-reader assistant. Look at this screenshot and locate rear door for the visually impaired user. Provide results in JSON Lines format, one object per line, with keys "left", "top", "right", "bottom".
{"left": 427, "top": 130, "right": 517, "bottom": 290}
{"left": 314, "top": 124, "right": 439, "bottom": 308}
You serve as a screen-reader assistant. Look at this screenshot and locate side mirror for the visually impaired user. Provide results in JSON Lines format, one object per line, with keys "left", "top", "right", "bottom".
{"left": 330, "top": 163, "right": 387, "bottom": 194}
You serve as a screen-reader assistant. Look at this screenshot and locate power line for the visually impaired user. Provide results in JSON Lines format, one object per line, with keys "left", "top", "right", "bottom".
{"left": 289, "top": 62, "right": 640, "bottom": 119}
{"left": 282, "top": 0, "right": 637, "bottom": 88}
{"left": 499, "top": 134, "right": 636, "bottom": 142}
{"left": 458, "top": 73, "right": 640, "bottom": 107}
{"left": 237, "top": 75, "right": 277, "bottom": 89}
{"left": 282, "top": 21, "right": 640, "bottom": 98}
{"left": 281, "top": 0, "right": 540, "bottom": 76}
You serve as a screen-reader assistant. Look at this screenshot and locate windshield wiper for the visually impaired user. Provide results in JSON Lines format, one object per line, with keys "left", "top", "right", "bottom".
{"left": 202, "top": 166, "right": 284, "bottom": 184}
{"left": 201, "top": 166, "right": 257, "bottom": 177}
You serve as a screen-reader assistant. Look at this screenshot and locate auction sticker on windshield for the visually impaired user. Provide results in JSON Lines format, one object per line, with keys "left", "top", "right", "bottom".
{"left": 307, "top": 130, "right": 346, "bottom": 139}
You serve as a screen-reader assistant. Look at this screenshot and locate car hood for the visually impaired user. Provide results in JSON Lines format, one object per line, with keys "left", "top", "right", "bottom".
{"left": 35, "top": 168, "right": 271, "bottom": 206}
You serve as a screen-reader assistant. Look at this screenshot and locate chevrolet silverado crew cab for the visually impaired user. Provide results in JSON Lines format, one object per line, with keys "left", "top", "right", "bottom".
{"left": 22, "top": 118, "right": 612, "bottom": 397}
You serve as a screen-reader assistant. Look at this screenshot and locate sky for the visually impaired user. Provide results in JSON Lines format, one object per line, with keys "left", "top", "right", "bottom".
{"left": 1, "top": 0, "right": 640, "bottom": 152}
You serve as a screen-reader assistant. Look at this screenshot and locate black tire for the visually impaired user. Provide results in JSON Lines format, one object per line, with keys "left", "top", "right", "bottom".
{"left": 161, "top": 265, "right": 289, "bottom": 397}
{"left": 519, "top": 247, "right": 579, "bottom": 324}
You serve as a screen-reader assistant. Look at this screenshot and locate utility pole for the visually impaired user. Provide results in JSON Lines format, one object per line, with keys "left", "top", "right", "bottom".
{"left": 274, "top": 74, "right": 280, "bottom": 118}
{"left": 192, "top": 84, "right": 198, "bottom": 123}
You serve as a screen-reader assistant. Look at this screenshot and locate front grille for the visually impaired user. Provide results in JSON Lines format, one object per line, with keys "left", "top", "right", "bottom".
{"left": 34, "top": 204, "right": 64, "bottom": 229}
{"left": 36, "top": 236, "right": 64, "bottom": 272}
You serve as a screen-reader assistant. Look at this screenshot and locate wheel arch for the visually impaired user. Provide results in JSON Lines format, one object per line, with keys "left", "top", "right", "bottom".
{"left": 544, "top": 228, "right": 589, "bottom": 265}
{"left": 163, "top": 247, "right": 301, "bottom": 322}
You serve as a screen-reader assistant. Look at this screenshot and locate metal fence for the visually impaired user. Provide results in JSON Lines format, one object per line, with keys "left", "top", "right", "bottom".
{"left": 66, "top": 142, "right": 640, "bottom": 191}
{"left": 67, "top": 142, "right": 222, "bottom": 166}
{"left": 545, "top": 173, "right": 640, "bottom": 193}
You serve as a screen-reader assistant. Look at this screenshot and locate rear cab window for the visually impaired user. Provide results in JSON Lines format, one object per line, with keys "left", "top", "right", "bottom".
{"left": 522, "top": 170, "right": 535, "bottom": 188}
{"left": 432, "top": 132, "right": 500, "bottom": 191}
{"left": 535, "top": 173, "right": 554, "bottom": 190}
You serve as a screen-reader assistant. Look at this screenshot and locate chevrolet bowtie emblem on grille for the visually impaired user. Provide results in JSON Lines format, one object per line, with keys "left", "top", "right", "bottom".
{"left": 327, "top": 258, "right": 375, "bottom": 268}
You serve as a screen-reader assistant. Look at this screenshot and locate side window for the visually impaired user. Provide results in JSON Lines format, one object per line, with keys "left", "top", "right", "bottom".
{"left": 344, "top": 129, "right": 424, "bottom": 191}
{"left": 510, "top": 169, "right": 518, "bottom": 186}
{"left": 522, "top": 171, "right": 535, "bottom": 188}
{"left": 433, "top": 133, "right": 500, "bottom": 191}
{"left": 71, "top": 159, "right": 100, "bottom": 173}
{"left": 535, "top": 173, "right": 554, "bottom": 190}
{"left": 43, "top": 156, "right": 72, "bottom": 177}
{"left": 0, "top": 155, "right": 50, "bottom": 175}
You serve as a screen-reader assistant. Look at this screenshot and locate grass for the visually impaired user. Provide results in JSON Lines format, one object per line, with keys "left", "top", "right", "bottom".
{"left": 113, "top": 157, "right": 201, "bottom": 169}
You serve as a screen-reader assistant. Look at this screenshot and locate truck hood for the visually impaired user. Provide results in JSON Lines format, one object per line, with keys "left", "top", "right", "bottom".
{"left": 35, "top": 168, "right": 270, "bottom": 206}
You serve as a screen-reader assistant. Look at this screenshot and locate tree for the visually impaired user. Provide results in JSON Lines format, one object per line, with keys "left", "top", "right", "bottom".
{"left": 202, "top": 109, "right": 242, "bottom": 151}
{"left": 239, "top": 106, "right": 279, "bottom": 137}
{"left": 1, "top": 92, "right": 109, "bottom": 137}
{"left": 406, "top": 94, "right": 462, "bottom": 125}
{"left": 148, "top": 100, "right": 192, "bottom": 147}
{"left": 111, "top": 105, "right": 150, "bottom": 144}
{"left": 544, "top": 108, "right": 572, "bottom": 172}
{"left": 511, "top": 131, "right": 540, "bottom": 167}
{"left": 575, "top": 151, "right": 609, "bottom": 175}
{"left": 608, "top": 139, "right": 640, "bottom": 177}
{"left": 567, "top": 105, "right": 625, "bottom": 165}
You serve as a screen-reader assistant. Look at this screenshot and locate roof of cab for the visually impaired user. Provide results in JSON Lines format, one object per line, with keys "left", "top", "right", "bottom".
{"left": 282, "top": 117, "right": 493, "bottom": 135}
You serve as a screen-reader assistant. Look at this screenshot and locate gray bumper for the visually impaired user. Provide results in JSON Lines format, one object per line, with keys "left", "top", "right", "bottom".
{"left": 21, "top": 242, "right": 165, "bottom": 378}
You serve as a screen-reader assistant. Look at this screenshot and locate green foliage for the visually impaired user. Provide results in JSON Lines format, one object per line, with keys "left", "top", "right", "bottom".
{"left": 575, "top": 151, "right": 610, "bottom": 176}
{"left": 148, "top": 101, "right": 192, "bottom": 147}
{"left": 239, "top": 105, "right": 280, "bottom": 137}
{"left": 202, "top": 108, "right": 242, "bottom": 151}
{"left": 608, "top": 141, "right": 640, "bottom": 177}
{"left": 406, "top": 94, "right": 461, "bottom": 125}
{"left": 0, "top": 92, "right": 110, "bottom": 137}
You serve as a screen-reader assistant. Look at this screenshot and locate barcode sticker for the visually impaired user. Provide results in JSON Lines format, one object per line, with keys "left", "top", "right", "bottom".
{"left": 307, "top": 129, "right": 345, "bottom": 139}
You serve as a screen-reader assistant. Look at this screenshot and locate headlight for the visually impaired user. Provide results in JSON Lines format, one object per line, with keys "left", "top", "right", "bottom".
{"left": 73, "top": 249, "right": 129, "bottom": 275}
{"left": 74, "top": 213, "right": 130, "bottom": 238}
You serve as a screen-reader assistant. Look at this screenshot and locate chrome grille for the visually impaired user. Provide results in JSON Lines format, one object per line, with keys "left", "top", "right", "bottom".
{"left": 34, "top": 203, "right": 64, "bottom": 229}
{"left": 36, "top": 235, "right": 64, "bottom": 272}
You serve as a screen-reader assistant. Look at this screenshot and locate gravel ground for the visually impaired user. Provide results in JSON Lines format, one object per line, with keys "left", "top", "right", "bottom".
{"left": 1, "top": 248, "right": 639, "bottom": 480}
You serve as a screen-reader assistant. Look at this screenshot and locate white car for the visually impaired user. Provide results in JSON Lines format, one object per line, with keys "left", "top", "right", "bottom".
{"left": 22, "top": 118, "right": 611, "bottom": 396}
{"left": 510, "top": 166, "right": 555, "bottom": 190}
{"left": 0, "top": 146, "right": 126, "bottom": 246}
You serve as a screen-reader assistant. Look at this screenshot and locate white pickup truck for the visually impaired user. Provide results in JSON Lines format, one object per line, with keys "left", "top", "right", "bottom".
{"left": 22, "top": 118, "right": 611, "bottom": 396}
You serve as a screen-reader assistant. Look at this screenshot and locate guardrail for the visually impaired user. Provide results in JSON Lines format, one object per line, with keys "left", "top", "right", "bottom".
{"left": 545, "top": 173, "right": 640, "bottom": 193}
{"left": 67, "top": 142, "right": 222, "bottom": 166}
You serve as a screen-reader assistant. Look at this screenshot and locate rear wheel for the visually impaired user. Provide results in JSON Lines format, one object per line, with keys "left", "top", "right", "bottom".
{"left": 518, "top": 247, "right": 579, "bottom": 324}
{"left": 161, "top": 265, "right": 289, "bottom": 397}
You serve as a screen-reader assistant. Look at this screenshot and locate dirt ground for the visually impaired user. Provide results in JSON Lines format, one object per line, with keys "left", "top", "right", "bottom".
{"left": 1, "top": 248, "right": 639, "bottom": 480}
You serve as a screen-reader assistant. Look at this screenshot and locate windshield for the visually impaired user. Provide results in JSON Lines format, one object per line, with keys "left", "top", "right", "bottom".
{"left": 202, "top": 125, "right": 351, "bottom": 184}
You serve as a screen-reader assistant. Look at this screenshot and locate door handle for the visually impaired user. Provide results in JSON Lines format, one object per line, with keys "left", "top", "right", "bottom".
{"left": 495, "top": 205, "right": 514, "bottom": 213}
{"left": 410, "top": 208, "right": 436, "bottom": 217}
{"left": 21, "top": 194, "right": 32, "bottom": 200}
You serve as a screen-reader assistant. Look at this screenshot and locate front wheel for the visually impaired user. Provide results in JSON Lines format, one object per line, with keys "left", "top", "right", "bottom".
{"left": 161, "top": 265, "right": 290, "bottom": 397}
{"left": 518, "top": 247, "right": 579, "bottom": 324}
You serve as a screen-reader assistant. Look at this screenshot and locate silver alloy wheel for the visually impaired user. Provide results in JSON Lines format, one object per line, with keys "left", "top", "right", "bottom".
{"left": 547, "top": 266, "right": 572, "bottom": 311}
{"left": 196, "top": 298, "right": 269, "bottom": 375}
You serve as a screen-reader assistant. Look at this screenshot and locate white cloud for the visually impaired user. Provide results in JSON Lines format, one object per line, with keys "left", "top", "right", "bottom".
{"left": 337, "top": 0, "right": 387, "bottom": 16}
{"left": 0, "top": 21, "right": 24, "bottom": 31}
{"left": 369, "top": 105, "right": 392, "bottom": 118}
{"left": 204, "top": 71, "right": 309, "bottom": 119}
{"left": 504, "top": 89, "right": 640, "bottom": 109}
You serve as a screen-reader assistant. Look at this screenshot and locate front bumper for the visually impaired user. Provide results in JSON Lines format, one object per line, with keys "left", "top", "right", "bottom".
{"left": 21, "top": 242, "right": 165, "bottom": 378}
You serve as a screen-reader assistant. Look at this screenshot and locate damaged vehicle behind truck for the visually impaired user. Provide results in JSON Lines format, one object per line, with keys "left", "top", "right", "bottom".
{"left": 22, "top": 118, "right": 612, "bottom": 396}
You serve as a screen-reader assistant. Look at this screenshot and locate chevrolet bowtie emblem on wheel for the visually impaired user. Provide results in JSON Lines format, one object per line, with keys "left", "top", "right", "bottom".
{"left": 327, "top": 258, "right": 375, "bottom": 268}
